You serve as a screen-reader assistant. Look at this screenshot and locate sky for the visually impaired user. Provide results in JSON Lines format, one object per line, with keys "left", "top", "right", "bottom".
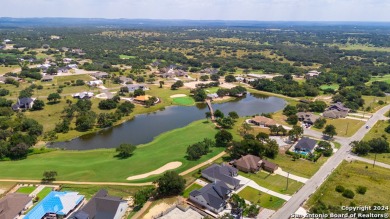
{"left": 1, "top": 0, "right": 390, "bottom": 22}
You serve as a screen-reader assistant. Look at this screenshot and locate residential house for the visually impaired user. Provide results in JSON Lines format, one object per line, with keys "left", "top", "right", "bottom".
{"left": 201, "top": 164, "right": 239, "bottom": 190}
{"left": 234, "top": 154, "right": 261, "bottom": 173}
{"left": 189, "top": 181, "right": 232, "bottom": 213}
{"left": 323, "top": 102, "right": 350, "bottom": 119}
{"left": 294, "top": 137, "right": 317, "bottom": 153}
{"left": 207, "top": 93, "right": 219, "bottom": 99}
{"left": 0, "top": 76, "right": 21, "bottom": 84}
{"left": 11, "top": 97, "right": 36, "bottom": 111}
{"left": 247, "top": 74, "right": 267, "bottom": 79}
{"left": 73, "top": 92, "right": 94, "bottom": 99}
{"left": 0, "top": 193, "right": 33, "bottom": 219}
{"left": 119, "top": 76, "right": 133, "bottom": 84}
{"left": 41, "top": 75, "right": 54, "bottom": 82}
{"left": 71, "top": 189, "right": 128, "bottom": 219}
{"left": 296, "top": 112, "right": 320, "bottom": 125}
{"left": 235, "top": 76, "right": 244, "bottom": 82}
{"left": 200, "top": 68, "right": 219, "bottom": 75}
{"left": 58, "top": 66, "right": 69, "bottom": 74}
{"left": 249, "top": 116, "right": 277, "bottom": 127}
{"left": 125, "top": 84, "right": 148, "bottom": 92}
{"left": 305, "top": 70, "right": 321, "bottom": 79}
{"left": 261, "top": 160, "right": 279, "bottom": 173}
{"left": 90, "top": 72, "right": 109, "bottom": 79}
{"left": 71, "top": 49, "right": 85, "bottom": 56}
{"left": 151, "top": 60, "right": 161, "bottom": 67}
{"left": 24, "top": 191, "right": 84, "bottom": 219}
{"left": 63, "top": 58, "right": 73, "bottom": 63}
{"left": 87, "top": 80, "right": 103, "bottom": 86}
{"left": 67, "top": 64, "right": 78, "bottom": 69}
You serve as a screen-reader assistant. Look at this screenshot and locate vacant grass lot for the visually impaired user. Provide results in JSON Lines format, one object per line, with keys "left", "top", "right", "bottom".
{"left": 306, "top": 161, "right": 390, "bottom": 210}
{"left": 240, "top": 171, "right": 303, "bottom": 195}
{"left": 369, "top": 75, "right": 390, "bottom": 84}
{"left": 0, "top": 65, "right": 19, "bottom": 74}
{"left": 312, "top": 118, "right": 365, "bottom": 137}
{"left": 363, "top": 120, "right": 390, "bottom": 141}
{"left": 0, "top": 120, "right": 223, "bottom": 182}
{"left": 362, "top": 95, "right": 388, "bottom": 113}
{"left": 119, "top": 55, "right": 137, "bottom": 59}
{"left": 16, "top": 186, "right": 36, "bottom": 194}
{"left": 331, "top": 43, "right": 390, "bottom": 52}
{"left": 271, "top": 153, "right": 328, "bottom": 178}
{"left": 182, "top": 183, "right": 202, "bottom": 198}
{"left": 172, "top": 96, "right": 195, "bottom": 105}
{"left": 238, "top": 186, "right": 285, "bottom": 210}
{"left": 60, "top": 184, "right": 151, "bottom": 199}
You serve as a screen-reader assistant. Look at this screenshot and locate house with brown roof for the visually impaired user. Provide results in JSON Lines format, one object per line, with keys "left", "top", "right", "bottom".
{"left": 234, "top": 155, "right": 279, "bottom": 173}
{"left": 296, "top": 112, "right": 320, "bottom": 125}
{"left": 323, "top": 102, "right": 350, "bottom": 119}
{"left": 0, "top": 193, "right": 33, "bottom": 219}
{"left": 233, "top": 155, "right": 262, "bottom": 173}
{"left": 249, "top": 116, "right": 277, "bottom": 127}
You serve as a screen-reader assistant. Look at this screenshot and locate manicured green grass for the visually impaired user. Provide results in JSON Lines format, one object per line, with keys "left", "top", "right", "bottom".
{"left": 319, "top": 84, "right": 339, "bottom": 91}
{"left": 16, "top": 186, "right": 36, "bottom": 194}
{"left": 0, "top": 120, "right": 222, "bottom": 182}
{"left": 363, "top": 120, "right": 390, "bottom": 141}
{"left": 37, "top": 187, "right": 53, "bottom": 200}
{"left": 182, "top": 183, "right": 202, "bottom": 198}
{"left": 306, "top": 161, "right": 390, "bottom": 210}
{"left": 369, "top": 75, "right": 390, "bottom": 84}
{"left": 55, "top": 74, "right": 93, "bottom": 84}
{"left": 172, "top": 96, "right": 195, "bottom": 105}
{"left": 60, "top": 184, "right": 151, "bottom": 200}
{"left": 238, "top": 186, "right": 285, "bottom": 210}
{"left": 204, "top": 87, "right": 219, "bottom": 94}
{"left": 239, "top": 171, "right": 303, "bottom": 195}
{"left": 311, "top": 118, "right": 365, "bottom": 137}
{"left": 120, "top": 55, "right": 137, "bottom": 59}
{"left": 271, "top": 153, "right": 328, "bottom": 178}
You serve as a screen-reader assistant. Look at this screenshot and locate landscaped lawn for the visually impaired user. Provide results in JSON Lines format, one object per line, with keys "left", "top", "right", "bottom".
{"left": 16, "top": 186, "right": 36, "bottom": 194}
{"left": 363, "top": 120, "right": 390, "bottom": 141}
{"left": 270, "top": 153, "right": 328, "bottom": 178}
{"left": 204, "top": 87, "right": 219, "bottom": 94}
{"left": 311, "top": 118, "right": 365, "bottom": 137}
{"left": 306, "top": 161, "right": 390, "bottom": 211}
{"left": 182, "top": 183, "right": 202, "bottom": 198}
{"left": 238, "top": 187, "right": 285, "bottom": 210}
{"left": 0, "top": 120, "right": 223, "bottom": 182}
{"left": 240, "top": 171, "right": 303, "bottom": 195}
{"left": 319, "top": 84, "right": 339, "bottom": 91}
{"left": 172, "top": 96, "right": 195, "bottom": 105}
{"left": 36, "top": 187, "right": 53, "bottom": 200}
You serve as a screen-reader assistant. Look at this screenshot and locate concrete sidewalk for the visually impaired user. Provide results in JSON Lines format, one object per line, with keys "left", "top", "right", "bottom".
{"left": 346, "top": 154, "right": 390, "bottom": 170}
{"left": 274, "top": 168, "right": 309, "bottom": 183}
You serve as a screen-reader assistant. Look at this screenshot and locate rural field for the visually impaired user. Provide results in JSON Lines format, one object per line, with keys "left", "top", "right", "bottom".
{"left": 306, "top": 161, "right": 390, "bottom": 211}
{"left": 311, "top": 118, "right": 365, "bottom": 137}
{"left": 0, "top": 120, "right": 223, "bottom": 182}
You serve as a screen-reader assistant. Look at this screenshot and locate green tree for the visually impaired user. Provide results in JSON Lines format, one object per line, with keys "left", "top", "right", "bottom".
{"left": 225, "top": 75, "right": 236, "bottom": 82}
{"left": 228, "top": 111, "right": 239, "bottom": 120}
{"left": 205, "top": 112, "right": 212, "bottom": 120}
{"left": 31, "top": 99, "right": 45, "bottom": 110}
{"left": 215, "top": 130, "right": 233, "bottom": 147}
{"left": 288, "top": 125, "right": 304, "bottom": 140}
{"left": 323, "top": 125, "right": 337, "bottom": 138}
{"left": 214, "top": 109, "right": 224, "bottom": 119}
{"left": 264, "top": 139, "right": 279, "bottom": 159}
{"left": 8, "top": 143, "right": 29, "bottom": 160}
{"left": 42, "top": 170, "right": 58, "bottom": 182}
{"left": 47, "top": 93, "right": 61, "bottom": 103}
{"left": 134, "top": 88, "right": 145, "bottom": 97}
{"left": 283, "top": 105, "right": 298, "bottom": 116}
{"left": 134, "top": 187, "right": 155, "bottom": 208}
{"left": 75, "top": 111, "right": 96, "bottom": 131}
{"left": 154, "top": 171, "right": 186, "bottom": 198}
{"left": 116, "top": 143, "right": 136, "bottom": 158}
{"left": 159, "top": 81, "right": 164, "bottom": 88}
{"left": 313, "top": 118, "right": 326, "bottom": 129}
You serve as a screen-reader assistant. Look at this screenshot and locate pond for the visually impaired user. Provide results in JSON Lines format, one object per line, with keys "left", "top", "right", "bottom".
{"left": 48, "top": 93, "right": 286, "bottom": 150}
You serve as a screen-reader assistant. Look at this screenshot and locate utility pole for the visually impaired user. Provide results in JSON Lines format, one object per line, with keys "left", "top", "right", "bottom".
{"left": 373, "top": 153, "right": 377, "bottom": 168}
{"left": 286, "top": 172, "right": 290, "bottom": 191}
{"left": 345, "top": 122, "right": 349, "bottom": 135}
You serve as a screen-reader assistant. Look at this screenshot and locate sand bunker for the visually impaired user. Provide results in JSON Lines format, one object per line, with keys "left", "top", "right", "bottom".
{"left": 127, "top": 162, "right": 182, "bottom": 180}
{"left": 170, "top": 94, "right": 187, "bottom": 98}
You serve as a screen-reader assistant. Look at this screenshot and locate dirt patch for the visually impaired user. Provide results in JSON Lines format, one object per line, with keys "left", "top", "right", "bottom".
{"left": 170, "top": 94, "right": 187, "bottom": 98}
{"left": 127, "top": 162, "right": 182, "bottom": 181}
{"left": 143, "top": 202, "right": 173, "bottom": 219}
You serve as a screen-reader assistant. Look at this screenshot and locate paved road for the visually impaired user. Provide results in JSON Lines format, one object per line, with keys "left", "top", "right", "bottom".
{"left": 347, "top": 154, "right": 390, "bottom": 169}
{"left": 271, "top": 104, "right": 390, "bottom": 219}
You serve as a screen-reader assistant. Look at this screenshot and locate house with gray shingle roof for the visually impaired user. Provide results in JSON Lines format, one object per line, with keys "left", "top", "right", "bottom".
{"left": 294, "top": 137, "right": 317, "bottom": 153}
{"left": 189, "top": 181, "right": 232, "bottom": 213}
{"left": 201, "top": 164, "right": 239, "bottom": 190}
{"left": 0, "top": 193, "right": 33, "bottom": 219}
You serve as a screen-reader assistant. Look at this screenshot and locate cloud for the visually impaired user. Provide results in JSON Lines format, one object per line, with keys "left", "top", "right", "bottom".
{"left": 1, "top": 0, "right": 390, "bottom": 21}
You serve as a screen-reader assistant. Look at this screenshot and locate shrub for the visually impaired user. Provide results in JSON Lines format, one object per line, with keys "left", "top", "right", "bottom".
{"left": 356, "top": 186, "right": 367, "bottom": 195}
{"left": 335, "top": 185, "right": 345, "bottom": 193}
{"left": 342, "top": 189, "right": 355, "bottom": 199}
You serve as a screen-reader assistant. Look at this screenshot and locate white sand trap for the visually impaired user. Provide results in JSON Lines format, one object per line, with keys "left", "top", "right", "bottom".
{"left": 127, "top": 162, "right": 182, "bottom": 180}
{"left": 170, "top": 94, "right": 187, "bottom": 98}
